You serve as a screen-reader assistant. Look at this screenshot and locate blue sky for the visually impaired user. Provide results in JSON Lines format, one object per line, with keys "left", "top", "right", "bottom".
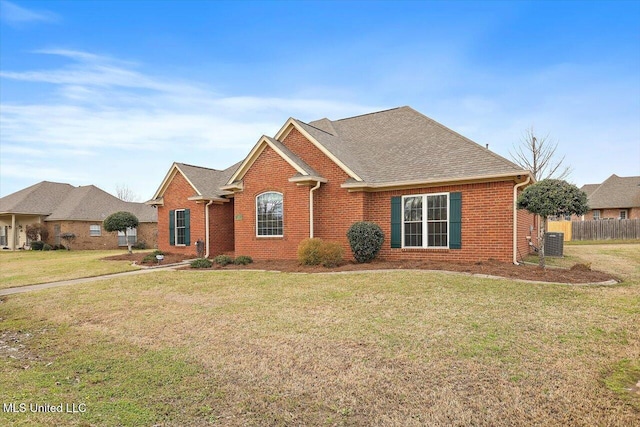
{"left": 1, "top": 0, "right": 639, "bottom": 200}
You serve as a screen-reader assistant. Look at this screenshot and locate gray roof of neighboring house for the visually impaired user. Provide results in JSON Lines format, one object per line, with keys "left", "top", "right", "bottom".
{"left": 301, "top": 106, "right": 526, "bottom": 184}
{"left": 176, "top": 162, "right": 241, "bottom": 198}
{"left": 0, "top": 181, "right": 157, "bottom": 222}
{"left": 582, "top": 174, "right": 640, "bottom": 209}
{"left": 0, "top": 181, "right": 75, "bottom": 215}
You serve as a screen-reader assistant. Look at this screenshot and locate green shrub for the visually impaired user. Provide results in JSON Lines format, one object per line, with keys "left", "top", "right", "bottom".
{"left": 42, "top": 244, "right": 52, "bottom": 251}
{"left": 190, "top": 258, "right": 213, "bottom": 269}
{"left": 132, "top": 241, "right": 147, "bottom": 250}
{"left": 142, "top": 254, "right": 157, "bottom": 263}
{"left": 297, "top": 238, "right": 324, "bottom": 265}
{"left": 52, "top": 244, "right": 66, "bottom": 250}
{"left": 30, "top": 241, "right": 45, "bottom": 251}
{"left": 318, "top": 241, "right": 344, "bottom": 267}
{"left": 347, "top": 221, "right": 384, "bottom": 263}
{"left": 152, "top": 250, "right": 164, "bottom": 256}
{"left": 298, "top": 238, "right": 344, "bottom": 267}
{"left": 214, "top": 254, "right": 233, "bottom": 266}
{"left": 234, "top": 255, "right": 253, "bottom": 265}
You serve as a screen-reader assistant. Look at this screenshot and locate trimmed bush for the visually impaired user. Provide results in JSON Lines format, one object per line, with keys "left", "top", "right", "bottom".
{"left": 30, "top": 241, "right": 45, "bottom": 251}
{"left": 214, "top": 254, "right": 233, "bottom": 266}
{"left": 298, "top": 238, "right": 344, "bottom": 267}
{"left": 234, "top": 255, "right": 253, "bottom": 265}
{"left": 347, "top": 221, "right": 384, "bottom": 263}
{"left": 142, "top": 254, "right": 157, "bottom": 263}
{"left": 190, "top": 258, "right": 213, "bottom": 269}
{"left": 42, "top": 244, "right": 52, "bottom": 251}
{"left": 297, "top": 238, "right": 323, "bottom": 266}
{"left": 318, "top": 241, "right": 344, "bottom": 268}
{"left": 132, "top": 241, "right": 147, "bottom": 250}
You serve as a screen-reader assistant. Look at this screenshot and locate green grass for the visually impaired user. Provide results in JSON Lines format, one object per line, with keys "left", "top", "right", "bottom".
{"left": 0, "top": 250, "right": 141, "bottom": 289}
{"left": 1, "top": 262, "right": 638, "bottom": 426}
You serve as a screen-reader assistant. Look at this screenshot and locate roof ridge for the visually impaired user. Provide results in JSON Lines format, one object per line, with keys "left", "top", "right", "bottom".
{"left": 294, "top": 119, "right": 335, "bottom": 136}
{"left": 332, "top": 106, "right": 405, "bottom": 122}
{"left": 177, "top": 162, "right": 225, "bottom": 172}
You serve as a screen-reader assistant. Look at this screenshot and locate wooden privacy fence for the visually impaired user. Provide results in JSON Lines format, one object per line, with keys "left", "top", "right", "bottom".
{"left": 570, "top": 219, "right": 640, "bottom": 241}
{"left": 547, "top": 221, "right": 572, "bottom": 241}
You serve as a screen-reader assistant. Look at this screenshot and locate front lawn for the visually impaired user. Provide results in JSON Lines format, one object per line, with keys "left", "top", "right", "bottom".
{"left": 1, "top": 268, "right": 638, "bottom": 426}
{"left": 0, "top": 250, "right": 142, "bottom": 289}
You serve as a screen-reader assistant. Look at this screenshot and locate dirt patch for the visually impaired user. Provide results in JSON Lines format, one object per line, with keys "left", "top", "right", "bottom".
{"left": 102, "top": 253, "right": 618, "bottom": 284}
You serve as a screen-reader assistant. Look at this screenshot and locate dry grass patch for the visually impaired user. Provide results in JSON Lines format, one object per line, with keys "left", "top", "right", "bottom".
{"left": 0, "top": 250, "right": 142, "bottom": 289}
{"left": 1, "top": 269, "right": 638, "bottom": 426}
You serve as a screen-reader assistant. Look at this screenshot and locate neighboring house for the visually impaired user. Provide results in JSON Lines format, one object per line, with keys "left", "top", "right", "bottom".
{"left": 0, "top": 181, "right": 158, "bottom": 250}
{"left": 580, "top": 174, "right": 640, "bottom": 220}
{"left": 149, "top": 106, "right": 535, "bottom": 263}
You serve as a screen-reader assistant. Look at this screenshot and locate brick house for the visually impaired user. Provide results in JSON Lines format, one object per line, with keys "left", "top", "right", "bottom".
{"left": 0, "top": 181, "right": 157, "bottom": 250}
{"left": 580, "top": 174, "right": 640, "bottom": 220}
{"left": 149, "top": 106, "right": 536, "bottom": 263}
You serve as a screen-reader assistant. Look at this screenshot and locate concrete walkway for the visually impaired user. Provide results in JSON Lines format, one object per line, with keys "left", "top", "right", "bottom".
{"left": 0, "top": 263, "right": 187, "bottom": 296}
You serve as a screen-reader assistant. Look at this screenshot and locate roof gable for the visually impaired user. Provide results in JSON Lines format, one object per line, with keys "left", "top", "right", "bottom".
{"left": 226, "top": 135, "right": 325, "bottom": 186}
{"left": 586, "top": 174, "right": 640, "bottom": 209}
{"left": 151, "top": 162, "right": 239, "bottom": 202}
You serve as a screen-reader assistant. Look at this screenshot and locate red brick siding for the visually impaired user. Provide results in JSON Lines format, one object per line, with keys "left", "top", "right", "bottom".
{"left": 43, "top": 221, "right": 157, "bottom": 250}
{"left": 210, "top": 201, "right": 235, "bottom": 256}
{"left": 517, "top": 205, "right": 536, "bottom": 262}
{"left": 365, "top": 181, "right": 519, "bottom": 263}
{"left": 157, "top": 172, "right": 206, "bottom": 256}
{"left": 282, "top": 128, "right": 366, "bottom": 254}
{"left": 587, "top": 208, "right": 639, "bottom": 220}
{"left": 234, "top": 146, "right": 310, "bottom": 260}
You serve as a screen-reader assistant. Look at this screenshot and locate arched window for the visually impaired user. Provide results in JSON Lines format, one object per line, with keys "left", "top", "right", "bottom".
{"left": 256, "top": 192, "right": 283, "bottom": 236}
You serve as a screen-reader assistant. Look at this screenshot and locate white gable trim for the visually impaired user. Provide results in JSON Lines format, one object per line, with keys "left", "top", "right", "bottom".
{"left": 226, "top": 136, "right": 310, "bottom": 185}
{"left": 275, "top": 118, "right": 363, "bottom": 182}
{"left": 151, "top": 163, "right": 201, "bottom": 200}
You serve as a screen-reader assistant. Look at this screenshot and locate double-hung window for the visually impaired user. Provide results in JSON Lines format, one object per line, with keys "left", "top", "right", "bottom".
{"left": 175, "top": 210, "right": 186, "bottom": 245}
{"left": 402, "top": 193, "right": 449, "bottom": 248}
{"left": 118, "top": 227, "right": 137, "bottom": 246}
{"left": 90, "top": 224, "right": 101, "bottom": 236}
{"left": 169, "top": 209, "right": 190, "bottom": 246}
{"left": 593, "top": 210, "right": 601, "bottom": 220}
{"left": 256, "top": 192, "right": 283, "bottom": 236}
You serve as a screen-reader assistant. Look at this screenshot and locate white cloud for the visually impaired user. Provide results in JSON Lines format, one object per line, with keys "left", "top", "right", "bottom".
{"left": 0, "top": 49, "right": 378, "bottom": 198}
{"left": 0, "top": 1, "right": 59, "bottom": 26}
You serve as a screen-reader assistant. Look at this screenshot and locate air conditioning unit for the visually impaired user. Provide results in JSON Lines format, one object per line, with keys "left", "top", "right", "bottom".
{"left": 544, "top": 232, "right": 564, "bottom": 257}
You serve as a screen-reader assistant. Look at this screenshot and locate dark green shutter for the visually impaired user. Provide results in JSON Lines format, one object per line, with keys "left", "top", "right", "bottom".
{"left": 169, "top": 210, "right": 175, "bottom": 246}
{"left": 184, "top": 209, "right": 191, "bottom": 246}
{"left": 391, "top": 196, "right": 402, "bottom": 248}
{"left": 449, "top": 192, "right": 462, "bottom": 249}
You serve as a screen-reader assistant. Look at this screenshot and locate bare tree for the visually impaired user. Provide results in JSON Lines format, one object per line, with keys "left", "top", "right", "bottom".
{"left": 115, "top": 184, "right": 139, "bottom": 202}
{"left": 510, "top": 127, "right": 572, "bottom": 181}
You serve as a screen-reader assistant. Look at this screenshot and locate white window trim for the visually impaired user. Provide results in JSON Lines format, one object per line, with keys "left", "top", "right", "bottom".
{"left": 256, "top": 191, "right": 284, "bottom": 238}
{"left": 593, "top": 210, "right": 601, "bottom": 220}
{"left": 118, "top": 227, "right": 137, "bottom": 246}
{"left": 401, "top": 192, "right": 450, "bottom": 249}
{"left": 619, "top": 210, "right": 628, "bottom": 220}
{"left": 175, "top": 209, "right": 186, "bottom": 246}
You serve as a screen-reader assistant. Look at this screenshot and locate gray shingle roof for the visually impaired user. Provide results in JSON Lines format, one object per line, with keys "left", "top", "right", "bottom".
{"left": 176, "top": 162, "right": 241, "bottom": 199}
{"left": 583, "top": 174, "right": 640, "bottom": 209}
{"left": 0, "top": 181, "right": 74, "bottom": 215}
{"left": 303, "top": 106, "right": 526, "bottom": 184}
{"left": 0, "top": 181, "right": 157, "bottom": 222}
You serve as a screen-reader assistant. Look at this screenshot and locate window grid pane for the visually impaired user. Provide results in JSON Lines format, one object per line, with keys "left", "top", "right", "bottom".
{"left": 257, "top": 193, "right": 283, "bottom": 236}
{"left": 403, "top": 197, "right": 423, "bottom": 247}
{"left": 176, "top": 210, "right": 185, "bottom": 244}
{"left": 427, "top": 195, "right": 448, "bottom": 247}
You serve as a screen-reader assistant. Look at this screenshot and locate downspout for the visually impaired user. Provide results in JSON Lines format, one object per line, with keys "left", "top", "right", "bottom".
{"left": 204, "top": 200, "right": 214, "bottom": 258}
{"left": 309, "top": 181, "right": 321, "bottom": 237}
{"left": 513, "top": 176, "right": 531, "bottom": 264}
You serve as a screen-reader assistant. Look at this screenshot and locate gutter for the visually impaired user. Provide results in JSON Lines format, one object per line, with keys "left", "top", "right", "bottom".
{"left": 513, "top": 176, "right": 532, "bottom": 265}
{"left": 309, "top": 181, "right": 322, "bottom": 238}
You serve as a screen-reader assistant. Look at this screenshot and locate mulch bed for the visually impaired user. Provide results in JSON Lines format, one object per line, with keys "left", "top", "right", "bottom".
{"left": 102, "top": 252, "right": 618, "bottom": 284}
